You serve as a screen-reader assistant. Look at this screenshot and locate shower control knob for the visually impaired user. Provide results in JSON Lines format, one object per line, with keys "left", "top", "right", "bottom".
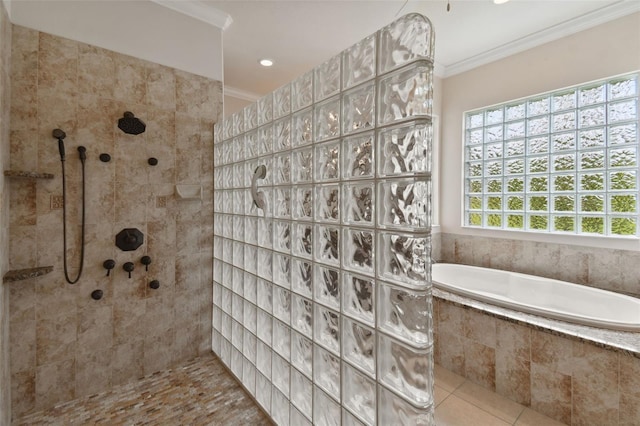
{"left": 123, "top": 262, "right": 134, "bottom": 279}
{"left": 99, "top": 153, "right": 111, "bottom": 163}
{"left": 103, "top": 259, "right": 116, "bottom": 276}
{"left": 91, "top": 289, "right": 103, "bottom": 300}
{"left": 148, "top": 157, "right": 158, "bottom": 166}
{"left": 149, "top": 280, "right": 160, "bottom": 290}
{"left": 141, "top": 256, "right": 152, "bottom": 271}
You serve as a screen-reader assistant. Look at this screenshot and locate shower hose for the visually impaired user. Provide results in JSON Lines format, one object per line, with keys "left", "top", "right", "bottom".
{"left": 60, "top": 148, "right": 86, "bottom": 284}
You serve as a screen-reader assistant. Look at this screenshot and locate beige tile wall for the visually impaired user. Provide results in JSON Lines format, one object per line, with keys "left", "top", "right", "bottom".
{"left": 439, "top": 233, "right": 640, "bottom": 297}
{"left": 7, "top": 25, "right": 221, "bottom": 418}
{"left": 0, "top": 1, "right": 12, "bottom": 424}
{"left": 434, "top": 299, "right": 640, "bottom": 425}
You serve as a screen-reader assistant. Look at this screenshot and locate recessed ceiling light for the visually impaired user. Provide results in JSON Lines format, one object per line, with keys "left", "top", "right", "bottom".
{"left": 494, "top": 0, "right": 510, "bottom": 4}
{"left": 259, "top": 59, "right": 274, "bottom": 67}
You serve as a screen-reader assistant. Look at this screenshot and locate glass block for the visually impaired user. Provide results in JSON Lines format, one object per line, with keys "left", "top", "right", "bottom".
{"left": 314, "top": 345, "right": 341, "bottom": 399}
{"left": 245, "top": 273, "right": 257, "bottom": 304}
{"left": 292, "top": 107, "right": 313, "bottom": 147}
{"left": 258, "top": 93, "right": 273, "bottom": 126}
{"left": 291, "top": 368, "right": 313, "bottom": 419}
{"left": 343, "top": 182, "right": 375, "bottom": 226}
{"left": 292, "top": 186, "right": 313, "bottom": 220}
{"left": 611, "top": 217, "right": 637, "bottom": 236}
{"left": 314, "top": 54, "right": 341, "bottom": 102}
{"left": 221, "top": 166, "right": 232, "bottom": 189}
{"left": 528, "top": 96, "right": 550, "bottom": 116}
{"left": 291, "top": 294, "right": 313, "bottom": 338}
{"left": 232, "top": 137, "right": 244, "bottom": 163}
{"left": 314, "top": 96, "right": 341, "bottom": 142}
{"left": 609, "top": 123, "right": 636, "bottom": 145}
{"left": 609, "top": 147, "right": 636, "bottom": 167}
{"left": 378, "top": 232, "right": 429, "bottom": 289}
{"left": 314, "top": 264, "right": 340, "bottom": 309}
{"left": 221, "top": 334, "right": 231, "bottom": 363}
{"left": 257, "top": 308, "right": 272, "bottom": 345}
{"left": 609, "top": 99, "right": 637, "bottom": 123}
{"left": 232, "top": 320, "right": 243, "bottom": 350}
{"left": 257, "top": 248, "right": 272, "bottom": 281}
{"left": 377, "top": 121, "right": 431, "bottom": 176}
{"left": 553, "top": 215, "right": 575, "bottom": 232}
{"left": 273, "top": 83, "right": 291, "bottom": 119}
{"left": 273, "top": 319, "right": 290, "bottom": 361}
{"left": 291, "top": 259, "right": 313, "bottom": 298}
{"left": 506, "top": 159, "right": 524, "bottom": 175}
{"left": 256, "top": 372, "right": 271, "bottom": 414}
{"left": 314, "top": 386, "right": 341, "bottom": 426}
{"left": 314, "top": 225, "right": 340, "bottom": 266}
{"left": 273, "top": 251, "right": 291, "bottom": 288}
{"left": 378, "top": 13, "right": 434, "bottom": 74}
{"left": 292, "top": 70, "right": 313, "bottom": 112}
{"left": 273, "top": 188, "right": 292, "bottom": 219}
{"left": 271, "top": 387, "right": 289, "bottom": 426}
{"left": 223, "top": 116, "right": 233, "bottom": 141}
{"left": 233, "top": 215, "right": 244, "bottom": 240}
{"left": 292, "top": 223, "right": 313, "bottom": 259}
{"left": 233, "top": 267, "right": 243, "bottom": 295}
{"left": 378, "top": 282, "right": 431, "bottom": 347}
{"left": 580, "top": 128, "right": 605, "bottom": 148}
{"left": 552, "top": 112, "right": 576, "bottom": 132}
{"left": 272, "top": 353, "right": 290, "bottom": 396}
{"left": 273, "top": 286, "right": 291, "bottom": 324}
{"left": 553, "top": 153, "right": 575, "bottom": 172}
{"left": 377, "top": 333, "right": 433, "bottom": 405}
{"left": 553, "top": 91, "right": 576, "bottom": 112}
{"left": 213, "top": 305, "right": 221, "bottom": 332}
{"left": 580, "top": 105, "right": 606, "bottom": 128}
{"left": 343, "top": 82, "right": 375, "bottom": 135}
{"left": 257, "top": 278, "right": 272, "bottom": 313}
{"left": 244, "top": 245, "right": 257, "bottom": 275}
{"left": 244, "top": 302, "right": 257, "bottom": 335}
{"left": 273, "top": 220, "right": 291, "bottom": 253}
{"left": 580, "top": 150, "right": 605, "bottom": 170}
{"left": 243, "top": 359, "right": 256, "bottom": 396}
{"left": 342, "top": 363, "right": 376, "bottom": 425}
{"left": 343, "top": 409, "right": 368, "bottom": 426}
{"left": 258, "top": 125, "right": 273, "bottom": 157}
{"left": 291, "top": 330, "right": 313, "bottom": 377}
{"left": 342, "top": 228, "right": 374, "bottom": 275}
{"left": 528, "top": 175, "right": 548, "bottom": 192}
{"left": 580, "top": 194, "right": 604, "bottom": 213}
{"left": 610, "top": 75, "right": 637, "bottom": 99}
{"left": 222, "top": 262, "right": 231, "bottom": 288}
{"left": 343, "top": 33, "right": 376, "bottom": 89}
{"left": 610, "top": 193, "right": 637, "bottom": 213}
{"left": 609, "top": 170, "right": 636, "bottom": 190}
{"left": 244, "top": 130, "right": 257, "bottom": 160}
{"left": 580, "top": 83, "right": 606, "bottom": 106}
{"left": 315, "top": 185, "right": 340, "bottom": 222}
{"left": 378, "top": 179, "right": 429, "bottom": 230}
{"left": 315, "top": 140, "right": 340, "bottom": 181}
{"left": 467, "top": 145, "right": 483, "bottom": 161}
{"left": 342, "top": 272, "right": 375, "bottom": 326}
{"left": 528, "top": 214, "right": 549, "bottom": 231}
{"left": 292, "top": 147, "right": 313, "bottom": 183}
{"left": 528, "top": 136, "right": 549, "bottom": 154}
{"left": 233, "top": 292, "right": 243, "bottom": 317}
{"left": 378, "top": 63, "right": 432, "bottom": 125}
{"left": 231, "top": 347, "right": 242, "bottom": 377}
{"left": 244, "top": 102, "right": 258, "bottom": 132}
{"left": 257, "top": 219, "right": 272, "bottom": 249}
{"left": 342, "top": 317, "right": 375, "bottom": 377}
{"left": 342, "top": 132, "right": 374, "bottom": 179}
{"left": 222, "top": 287, "right": 231, "bottom": 314}
{"left": 528, "top": 116, "right": 549, "bottom": 135}
{"left": 378, "top": 385, "right": 433, "bottom": 425}
{"left": 232, "top": 241, "right": 243, "bottom": 268}
{"left": 553, "top": 174, "right": 575, "bottom": 192}
{"left": 314, "top": 305, "right": 340, "bottom": 354}
{"left": 273, "top": 152, "right": 291, "bottom": 185}
{"left": 213, "top": 281, "right": 222, "bottom": 306}
{"left": 257, "top": 340, "right": 272, "bottom": 378}
{"left": 274, "top": 117, "right": 292, "bottom": 153}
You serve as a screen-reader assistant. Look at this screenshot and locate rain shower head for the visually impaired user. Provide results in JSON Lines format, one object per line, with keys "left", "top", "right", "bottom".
{"left": 118, "top": 111, "right": 146, "bottom": 135}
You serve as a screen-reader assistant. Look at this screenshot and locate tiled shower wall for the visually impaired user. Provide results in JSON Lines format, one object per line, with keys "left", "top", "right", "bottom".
{"left": 213, "top": 14, "right": 435, "bottom": 425}
{"left": 7, "top": 25, "right": 221, "bottom": 418}
{"left": 438, "top": 233, "right": 640, "bottom": 296}
{"left": 0, "top": 1, "right": 12, "bottom": 423}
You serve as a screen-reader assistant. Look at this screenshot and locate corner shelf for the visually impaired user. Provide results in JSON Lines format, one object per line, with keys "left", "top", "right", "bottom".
{"left": 3, "top": 266, "right": 54, "bottom": 283}
{"left": 4, "top": 170, "right": 54, "bottom": 179}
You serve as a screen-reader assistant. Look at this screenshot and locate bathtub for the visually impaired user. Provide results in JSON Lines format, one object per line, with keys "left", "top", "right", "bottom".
{"left": 432, "top": 263, "right": 640, "bottom": 332}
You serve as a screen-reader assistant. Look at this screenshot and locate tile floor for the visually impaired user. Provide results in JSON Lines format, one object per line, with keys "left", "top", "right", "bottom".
{"left": 14, "top": 353, "right": 566, "bottom": 425}
{"left": 434, "top": 365, "right": 566, "bottom": 426}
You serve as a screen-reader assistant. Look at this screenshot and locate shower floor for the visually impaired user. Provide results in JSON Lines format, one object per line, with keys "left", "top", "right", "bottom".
{"left": 13, "top": 354, "right": 270, "bottom": 425}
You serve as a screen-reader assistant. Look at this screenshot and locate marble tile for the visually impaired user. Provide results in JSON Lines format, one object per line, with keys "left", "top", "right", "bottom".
{"left": 453, "top": 380, "right": 525, "bottom": 423}
{"left": 531, "top": 330, "right": 573, "bottom": 375}
{"left": 465, "top": 307, "right": 497, "bottom": 348}
{"left": 114, "top": 54, "right": 146, "bottom": 104}
{"left": 35, "top": 308, "right": 77, "bottom": 365}
{"left": 35, "top": 358, "right": 75, "bottom": 410}
{"left": 111, "top": 341, "right": 144, "bottom": 387}
{"left": 435, "top": 394, "right": 510, "bottom": 426}
{"left": 495, "top": 351, "right": 531, "bottom": 406}
{"left": 434, "top": 384, "right": 450, "bottom": 407}
{"left": 146, "top": 63, "right": 176, "bottom": 110}
{"left": 496, "top": 321, "right": 530, "bottom": 360}
{"left": 434, "top": 363, "right": 466, "bottom": 392}
{"left": 37, "top": 32, "right": 78, "bottom": 89}
{"left": 11, "top": 25, "right": 38, "bottom": 84}
{"left": 75, "top": 349, "right": 113, "bottom": 398}
{"left": 514, "top": 408, "right": 567, "bottom": 426}
{"left": 77, "top": 43, "right": 115, "bottom": 98}
{"left": 436, "top": 332, "right": 465, "bottom": 376}
{"left": 619, "top": 394, "right": 640, "bottom": 426}
{"left": 619, "top": 353, "right": 640, "bottom": 399}
{"left": 530, "top": 363, "right": 571, "bottom": 425}
{"left": 463, "top": 340, "right": 496, "bottom": 391}
{"left": 11, "top": 370, "right": 36, "bottom": 418}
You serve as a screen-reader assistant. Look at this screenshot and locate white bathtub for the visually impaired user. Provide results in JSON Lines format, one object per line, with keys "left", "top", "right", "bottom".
{"left": 432, "top": 263, "right": 640, "bottom": 332}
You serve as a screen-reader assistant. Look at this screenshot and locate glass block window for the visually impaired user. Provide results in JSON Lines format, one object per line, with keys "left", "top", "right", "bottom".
{"left": 464, "top": 73, "right": 639, "bottom": 237}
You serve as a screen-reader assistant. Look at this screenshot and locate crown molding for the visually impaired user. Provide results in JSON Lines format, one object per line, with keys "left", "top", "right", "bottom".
{"left": 443, "top": 0, "right": 640, "bottom": 78}
{"left": 151, "top": 0, "right": 232, "bottom": 31}
{"left": 224, "top": 85, "right": 261, "bottom": 102}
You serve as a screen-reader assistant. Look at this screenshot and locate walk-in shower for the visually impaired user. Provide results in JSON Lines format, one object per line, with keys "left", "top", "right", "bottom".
{"left": 213, "top": 13, "right": 435, "bottom": 425}
{"left": 53, "top": 128, "right": 87, "bottom": 284}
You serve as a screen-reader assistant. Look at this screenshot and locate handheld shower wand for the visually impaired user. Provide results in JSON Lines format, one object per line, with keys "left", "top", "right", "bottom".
{"left": 52, "top": 128, "right": 87, "bottom": 285}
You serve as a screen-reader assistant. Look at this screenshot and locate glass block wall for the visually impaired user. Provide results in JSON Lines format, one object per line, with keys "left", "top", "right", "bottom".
{"left": 213, "top": 13, "right": 435, "bottom": 425}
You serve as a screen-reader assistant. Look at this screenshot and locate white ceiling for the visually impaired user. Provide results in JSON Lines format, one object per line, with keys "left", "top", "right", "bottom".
{"left": 207, "top": 0, "right": 639, "bottom": 99}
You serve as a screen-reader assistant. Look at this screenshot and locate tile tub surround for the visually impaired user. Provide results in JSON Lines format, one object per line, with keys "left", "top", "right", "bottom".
{"left": 0, "top": 0, "right": 12, "bottom": 424}
{"left": 439, "top": 233, "right": 640, "bottom": 297}
{"left": 213, "top": 13, "right": 435, "bottom": 425}
{"left": 8, "top": 25, "right": 221, "bottom": 418}
{"left": 434, "top": 295, "right": 640, "bottom": 425}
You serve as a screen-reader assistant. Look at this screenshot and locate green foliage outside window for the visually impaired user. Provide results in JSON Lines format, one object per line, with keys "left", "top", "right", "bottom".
{"left": 487, "top": 214, "right": 502, "bottom": 227}
{"left": 469, "top": 196, "right": 482, "bottom": 210}
{"left": 610, "top": 172, "right": 635, "bottom": 190}
{"left": 469, "top": 213, "right": 482, "bottom": 226}
{"left": 612, "top": 218, "right": 637, "bottom": 235}
{"left": 487, "top": 197, "right": 502, "bottom": 210}
{"left": 507, "top": 178, "right": 523, "bottom": 192}
{"left": 554, "top": 216, "right": 575, "bottom": 232}
{"left": 529, "top": 215, "right": 548, "bottom": 230}
{"left": 507, "top": 196, "right": 523, "bottom": 211}
{"left": 611, "top": 195, "right": 636, "bottom": 212}
{"left": 507, "top": 215, "right": 524, "bottom": 229}
{"left": 529, "top": 197, "right": 547, "bottom": 211}
{"left": 581, "top": 217, "right": 604, "bottom": 234}
{"left": 554, "top": 196, "right": 574, "bottom": 212}
{"left": 581, "top": 195, "right": 603, "bottom": 212}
